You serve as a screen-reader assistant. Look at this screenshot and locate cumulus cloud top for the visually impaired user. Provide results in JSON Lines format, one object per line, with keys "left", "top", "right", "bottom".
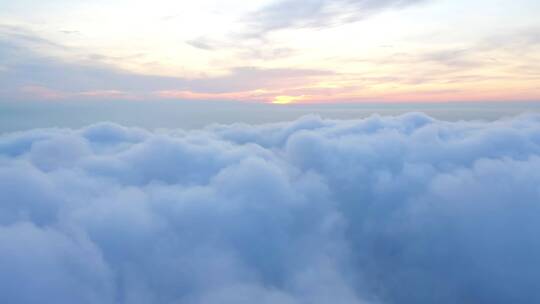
{"left": 1, "top": 113, "right": 540, "bottom": 303}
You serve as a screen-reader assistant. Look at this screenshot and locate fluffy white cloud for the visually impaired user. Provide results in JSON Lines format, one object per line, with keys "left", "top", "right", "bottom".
{"left": 1, "top": 113, "right": 540, "bottom": 303}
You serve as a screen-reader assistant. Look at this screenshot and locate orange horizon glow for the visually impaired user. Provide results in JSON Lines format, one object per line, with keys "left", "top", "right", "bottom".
{"left": 17, "top": 85, "right": 540, "bottom": 104}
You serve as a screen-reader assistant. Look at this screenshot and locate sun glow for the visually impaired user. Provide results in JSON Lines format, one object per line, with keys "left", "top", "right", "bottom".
{"left": 272, "top": 95, "right": 304, "bottom": 104}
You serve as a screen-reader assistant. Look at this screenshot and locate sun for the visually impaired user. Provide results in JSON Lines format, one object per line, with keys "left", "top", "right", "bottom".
{"left": 272, "top": 95, "right": 304, "bottom": 104}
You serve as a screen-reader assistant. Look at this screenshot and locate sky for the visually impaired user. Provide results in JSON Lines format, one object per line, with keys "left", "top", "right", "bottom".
{"left": 2, "top": 2, "right": 540, "bottom": 302}
{"left": 0, "top": 0, "right": 539, "bottom": 104}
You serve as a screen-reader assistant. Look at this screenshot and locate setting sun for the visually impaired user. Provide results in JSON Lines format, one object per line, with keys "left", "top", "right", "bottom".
{"left": 272, "top": 95, "right": 304, "bottom": 104}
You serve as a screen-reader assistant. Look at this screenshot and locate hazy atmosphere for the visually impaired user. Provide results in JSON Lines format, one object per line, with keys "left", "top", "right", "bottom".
{"left": 2, "top": 101, "right": 540, "bottom": 133}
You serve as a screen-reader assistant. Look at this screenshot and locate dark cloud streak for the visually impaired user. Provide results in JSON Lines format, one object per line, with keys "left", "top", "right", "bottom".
{"left": 245, "top": 0, "right": 429, "bottom": 35}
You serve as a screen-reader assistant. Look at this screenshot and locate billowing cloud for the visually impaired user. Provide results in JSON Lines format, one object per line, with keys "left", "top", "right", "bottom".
{"left": 2, "top": 113, "right": 540, "bottom": 303}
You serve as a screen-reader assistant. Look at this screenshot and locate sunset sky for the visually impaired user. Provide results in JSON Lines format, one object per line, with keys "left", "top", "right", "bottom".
{"left": 1, "top": 0, "right": 539, "bottom": 104}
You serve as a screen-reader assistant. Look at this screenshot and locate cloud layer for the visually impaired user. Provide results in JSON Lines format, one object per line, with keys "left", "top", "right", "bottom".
{"left": 2, "top": 113, "right": 540, "bottom": 303}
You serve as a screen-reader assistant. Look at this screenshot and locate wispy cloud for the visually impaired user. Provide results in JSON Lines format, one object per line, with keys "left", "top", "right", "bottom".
{"left": 185, "top": 0, "right": 430, "bottom": 61}
{"left": 0, "top": 27, "right": 331, "bottom": 102}
{"left": 2, "top": 22, "right": 540, "bottom": 103}
{"left": 245, "top": 0, "right": 429, "bottom": 35}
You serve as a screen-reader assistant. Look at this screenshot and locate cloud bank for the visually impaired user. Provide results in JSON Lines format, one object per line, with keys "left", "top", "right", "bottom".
{"left": 1, "top": 113, "right": 540, "bottom": 303}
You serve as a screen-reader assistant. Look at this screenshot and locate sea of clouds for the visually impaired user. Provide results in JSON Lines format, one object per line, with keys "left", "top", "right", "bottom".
{"left": 1, "top": 113, "right": 540, "bottom": 304}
